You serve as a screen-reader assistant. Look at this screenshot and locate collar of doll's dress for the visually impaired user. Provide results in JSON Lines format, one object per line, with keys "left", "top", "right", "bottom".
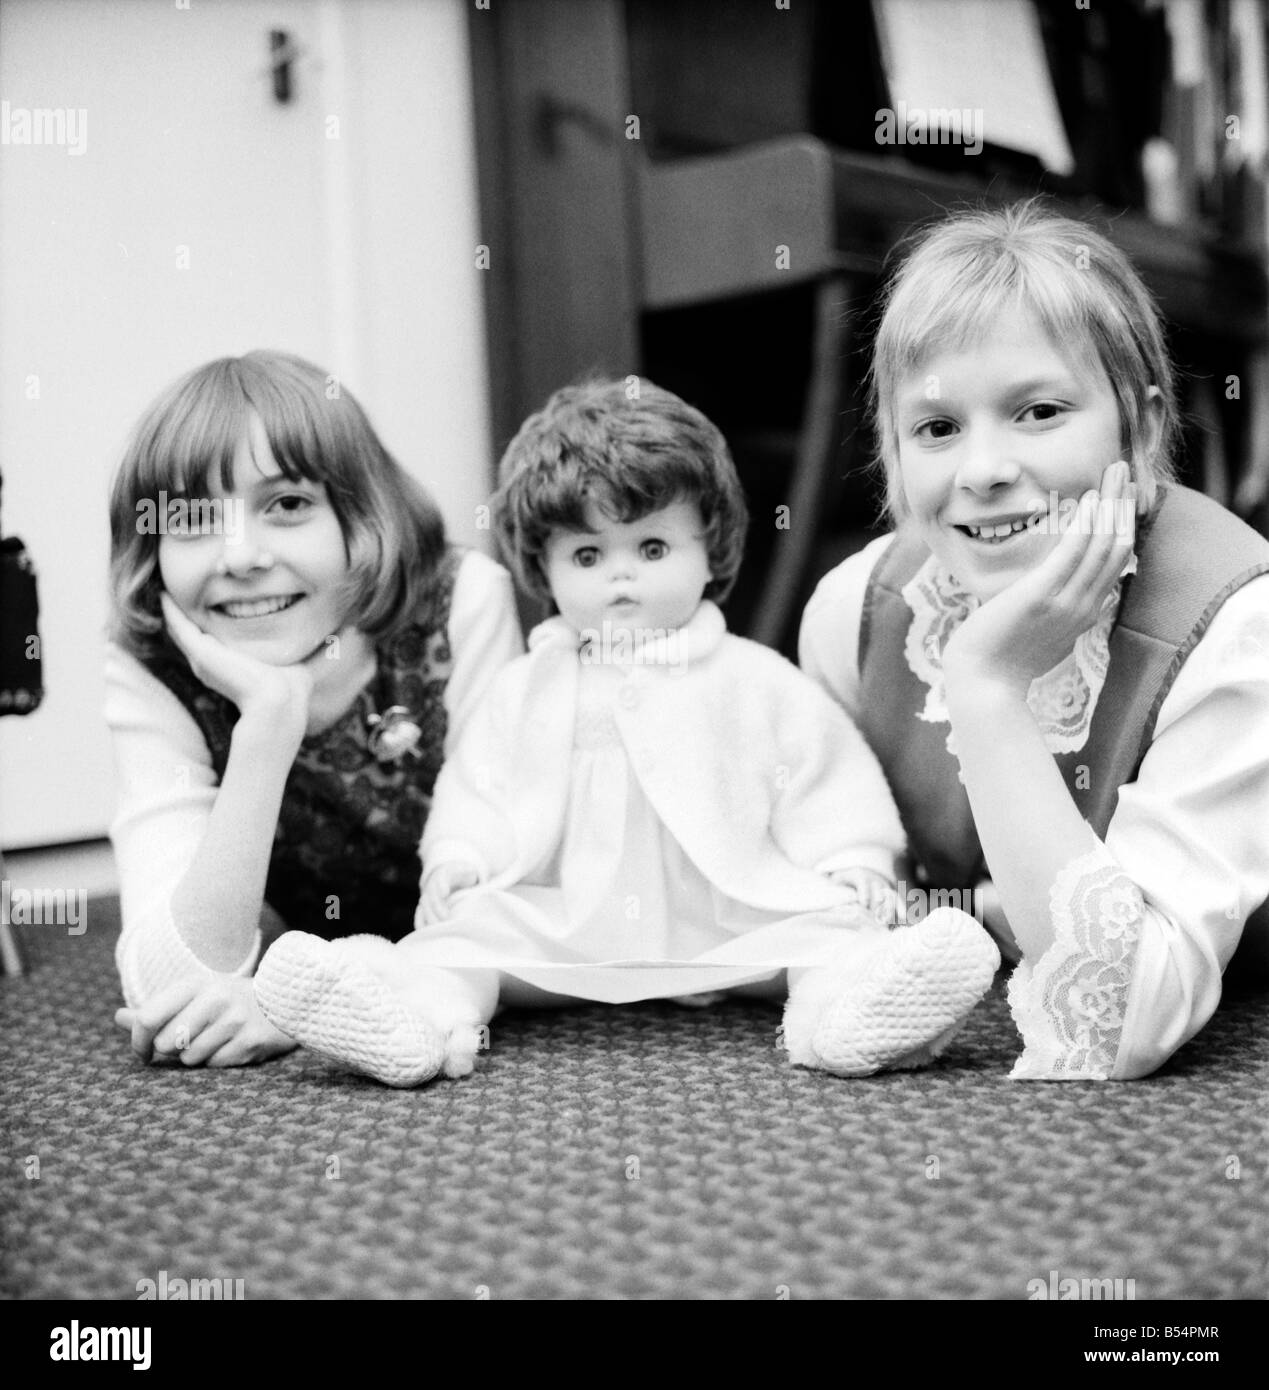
{"left": 528, "top": 599, "right": 727, "bottom": 665}
{"left": 900, "top": 551, "right": 1138, "bottom": 761}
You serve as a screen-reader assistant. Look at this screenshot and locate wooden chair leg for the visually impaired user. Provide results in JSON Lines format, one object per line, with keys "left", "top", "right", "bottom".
{"left": 750, "top": 272, "right": 854, "bottom": 650}
{"left": 0, "top": 850, "right": 25, "bottom": 976}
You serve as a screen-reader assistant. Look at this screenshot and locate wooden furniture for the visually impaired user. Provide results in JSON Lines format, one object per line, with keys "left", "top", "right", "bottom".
{"left": 469, "top": 0, "right": 1269, "bottom": 651}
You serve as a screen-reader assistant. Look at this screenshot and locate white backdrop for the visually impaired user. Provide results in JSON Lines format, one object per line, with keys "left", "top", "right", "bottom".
{"left": 0, "top": 0, "right": 492, "bottom": 848}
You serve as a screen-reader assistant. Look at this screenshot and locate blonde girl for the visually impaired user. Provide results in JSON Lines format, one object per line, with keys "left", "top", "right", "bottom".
{"left": 801, "top": 202, "right": 1269, "bottom": 1080}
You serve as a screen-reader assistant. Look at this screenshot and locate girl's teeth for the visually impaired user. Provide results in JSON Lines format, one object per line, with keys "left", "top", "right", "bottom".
{"left": 219, "top": 596, "right": 299, "bottom": 618}
{"left": 968, "top": 519, "right": 1029, "bottom": 540}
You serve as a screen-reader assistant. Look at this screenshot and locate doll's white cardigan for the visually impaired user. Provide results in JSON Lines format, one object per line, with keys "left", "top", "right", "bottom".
{"left": 421, "top": 600, "right": 905, "bottom": 913}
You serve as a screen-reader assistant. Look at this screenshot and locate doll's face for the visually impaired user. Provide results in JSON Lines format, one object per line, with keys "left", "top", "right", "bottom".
{"left": 543, "top": 496, "right": 712, "bottom": 637}
{"left": 893, "top": 304, "right": 1135, "bottom": 602}
{"left": 157, "top": 415, "right": 353, "bottom": 665}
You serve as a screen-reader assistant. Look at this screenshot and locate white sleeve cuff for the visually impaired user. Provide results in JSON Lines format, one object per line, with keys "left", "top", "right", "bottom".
{"left": 813, "top": 846, "right": 900, "bottom": 883}
{"left": 421, "top": 840, "right": 490, "bottom": 885}
{"left": 117, "top": 903, "right": 261, "bottom": 1008}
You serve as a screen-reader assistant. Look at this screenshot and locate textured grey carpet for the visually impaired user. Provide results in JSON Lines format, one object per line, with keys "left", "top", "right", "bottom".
{"left": 1, "top": 899, "right": 1265, "bottom": 1300}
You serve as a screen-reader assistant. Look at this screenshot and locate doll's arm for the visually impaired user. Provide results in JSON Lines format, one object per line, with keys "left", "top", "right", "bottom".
{"left": 768, "top": 662, "right": 906, "bottom": 883}
{"left": 443, "top": 552, "right": 525, "bottom": 753}
{"left": 419, "top": 662, "right": 525, "bottom": 921}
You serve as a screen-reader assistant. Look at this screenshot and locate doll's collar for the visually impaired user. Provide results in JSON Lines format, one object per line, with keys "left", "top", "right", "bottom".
{"left": 529, "top": 600, "right": 726, "bottom": 665}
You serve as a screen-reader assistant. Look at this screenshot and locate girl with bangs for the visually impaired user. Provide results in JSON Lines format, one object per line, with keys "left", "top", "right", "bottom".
{"left": 801, "top": 201, "right": 1269, "bottom": 1080}
{"left": 107, "top": 350, "right": 522, "bottom": 1068}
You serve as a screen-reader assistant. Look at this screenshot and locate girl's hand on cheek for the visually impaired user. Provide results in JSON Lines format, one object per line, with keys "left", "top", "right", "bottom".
{"left": 942, "top": 461, "right": 1136, "bottom": 700}
{"left": 161, "top": 593, "right": 313, "bottom": 736}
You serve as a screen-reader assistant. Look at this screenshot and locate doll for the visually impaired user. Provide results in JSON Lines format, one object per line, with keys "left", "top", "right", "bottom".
{"left": 255, "top": 378, "right": 1000, "bottom": 1084}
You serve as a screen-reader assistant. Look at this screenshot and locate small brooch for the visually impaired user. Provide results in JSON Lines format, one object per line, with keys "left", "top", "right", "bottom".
{"left": 366, "top": 705, "right": 423, "bottom": 763}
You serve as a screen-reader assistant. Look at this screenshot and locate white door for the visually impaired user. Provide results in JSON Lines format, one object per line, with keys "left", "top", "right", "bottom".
{"left": 0, "top": 0, "right": 491, "bottom": 849}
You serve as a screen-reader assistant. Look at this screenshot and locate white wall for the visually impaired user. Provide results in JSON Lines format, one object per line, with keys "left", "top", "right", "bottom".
{"left": 0, "top": 0, "right": 491, "bottom": 849}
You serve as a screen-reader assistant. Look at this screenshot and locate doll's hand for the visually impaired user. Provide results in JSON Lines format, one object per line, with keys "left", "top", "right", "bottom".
{"left": 941, "top": 462, "right": 1136, "bottom": 700}
{"left": 115, "top": 977, "right": 297, "bottom": 1068}
{"left": 419, "top": 862, "right": 482, "bottom": 924}
{"left": 830, "top": 867, "right": 900, "bottom": 925}
{"left": 161, "top": 593, "right": 313, "bottom": 737}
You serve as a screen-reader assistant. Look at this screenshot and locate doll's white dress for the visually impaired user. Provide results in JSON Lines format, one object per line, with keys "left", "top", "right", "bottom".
{"left": 399, "top": 653, "right": 884, "bottom": 1004}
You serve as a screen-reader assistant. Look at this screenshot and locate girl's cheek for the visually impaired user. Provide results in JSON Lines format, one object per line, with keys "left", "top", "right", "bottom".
{"left": 899, "top": 469, "right": 932, "bottom": 520}
{"left": 155, "top": 538, "right": 200, "bottom": 606}
{"left": 155, "top": 539, "right": 175, "bottom": 591}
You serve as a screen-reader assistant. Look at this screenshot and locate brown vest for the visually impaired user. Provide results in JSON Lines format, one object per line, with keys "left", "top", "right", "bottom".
{"left": 858, "top": 485, "right": 1269, "bottom": 983}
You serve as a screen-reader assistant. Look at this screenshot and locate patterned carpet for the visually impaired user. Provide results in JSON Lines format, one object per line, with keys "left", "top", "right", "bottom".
{"left": 2, "top": 899, "right": 1265, "bottom": 1300}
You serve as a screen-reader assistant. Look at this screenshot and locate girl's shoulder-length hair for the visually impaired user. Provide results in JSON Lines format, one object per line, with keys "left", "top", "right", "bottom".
{"left": 869, "top": 198, "right": 1180, "bottom": 520}
{"left": 108, "top": 350, "right": 447, "bottom": 662}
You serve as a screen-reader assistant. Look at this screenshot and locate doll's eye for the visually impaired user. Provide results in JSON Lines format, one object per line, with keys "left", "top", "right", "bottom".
{"left": 573, "top": 546, "right": 599, "bottom": 567}
{"left": 640, "top": 539, "right": 667, "bottom": 560}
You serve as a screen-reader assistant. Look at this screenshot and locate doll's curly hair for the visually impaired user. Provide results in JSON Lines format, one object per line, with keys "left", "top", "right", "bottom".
{"left": 492, "top": 377, "right": 749, "bottom": 604}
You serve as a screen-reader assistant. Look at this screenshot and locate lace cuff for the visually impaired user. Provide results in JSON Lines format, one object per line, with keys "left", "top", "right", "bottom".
{"left": 1006, "top": 845, "right": 1144, "bottom": 1080}
{"left": 900, "top": 554, "right": 1134, "bottom": 765}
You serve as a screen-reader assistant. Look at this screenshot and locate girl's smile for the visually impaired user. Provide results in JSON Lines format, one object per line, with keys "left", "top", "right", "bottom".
{"left": 894, "top": 306, "right": 1152, "bottom": 601}
{"left": 210, "top": 594, "right": 304, "bottom": 620}
{"left": 158, "top": 417, "right": 354, "bottom": 666}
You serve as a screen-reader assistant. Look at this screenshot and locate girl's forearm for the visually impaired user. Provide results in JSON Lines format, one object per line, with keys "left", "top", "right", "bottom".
{"left": 945, "top": 677, "right": 1100, "bottom": 960}
{"left": 170, "top": 711, "right": 302, "bottom": 972}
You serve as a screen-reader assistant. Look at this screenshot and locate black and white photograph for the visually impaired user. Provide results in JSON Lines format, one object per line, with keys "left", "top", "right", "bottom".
{"left": 1, "top": 0, "right": 1266, "bottom": 1341}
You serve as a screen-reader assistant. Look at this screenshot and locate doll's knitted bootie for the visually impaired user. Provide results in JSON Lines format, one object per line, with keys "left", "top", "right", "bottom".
{"left": 254, "top": 931, "right": 467, "bottom": 1088}
{"left": 782, "top": 908, "right": 1000, "bottom": 1077}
